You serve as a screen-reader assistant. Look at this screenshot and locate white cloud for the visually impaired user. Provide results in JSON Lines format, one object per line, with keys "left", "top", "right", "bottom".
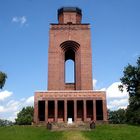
{"left": 20, "top": 16, "right": 27, "bottom": 24}
{"left": 25, "top": 96, "right": 34, "bottom": 105}
{"left": 0, "top": 90, "right": 34, "bottom": 122}
{"left": 12, "top": 16, "right": 27, "bottom": 26}
{"left": 106, "top": 82, "right": 128, "bottom": 99}
{"left": 12, "top": 17, "right": 18, "bottom": 22}
{"left": 0, "top": 90, "right": 13, "bottom": 100}
{"left": 100, "top": 88, "right": 106, "bottom": 91}
{"left": 107, "top": 98, "right": 128, "bottom": 110}
{"left": 0, "top": 106, "right": 4, "bottom": 112}
{"left": 106, "top": 82, "right": 129, "bottom": 110}
{"left": 93, "top": 79, "right": 97, "bottom": 89}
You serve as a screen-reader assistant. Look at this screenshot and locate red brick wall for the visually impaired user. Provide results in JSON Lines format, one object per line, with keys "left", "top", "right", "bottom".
{"left": 58, "top": 12, "right": 81, "bottom": 24}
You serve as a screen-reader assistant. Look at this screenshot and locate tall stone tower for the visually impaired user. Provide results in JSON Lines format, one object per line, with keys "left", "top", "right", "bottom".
{"left": 48, "top": 7, "right": 92, "bottom": 90}
{"left": 34, "top": 7, "right": 107, "bottom": 124}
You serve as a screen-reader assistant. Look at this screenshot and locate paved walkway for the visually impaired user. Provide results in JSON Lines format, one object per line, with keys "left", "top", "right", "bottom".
{"left": 62, "top": 131, "right": 89, "bottom": 140}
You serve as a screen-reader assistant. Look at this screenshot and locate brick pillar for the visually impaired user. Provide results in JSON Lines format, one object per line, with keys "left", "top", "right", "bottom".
{"left": 83, "top": 100, "right": 87, "bottom": 122}
{"left": 74, "top": 100, "right": 77, "bottom": 122}
{"left": 34, "top": 100, "right": 38, "bottom": 124}
{"left": 103, "top": 100, "right": 108, "bottom": 121}
{"left": 55, "top": 100, "right": 58, "bottom": 122}
{"left": 64, "top": 100, "right": 67, "bottom": 123}
{"left": 45, "top": 100, "right": 48, "bottom": 123}
{"left": 93, "top": 100, "right": 96, "bottom": 121}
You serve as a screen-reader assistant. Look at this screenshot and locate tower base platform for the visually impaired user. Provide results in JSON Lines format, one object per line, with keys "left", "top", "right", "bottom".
{"left": 34, "top": 90, "right": 108, "bottom": 125}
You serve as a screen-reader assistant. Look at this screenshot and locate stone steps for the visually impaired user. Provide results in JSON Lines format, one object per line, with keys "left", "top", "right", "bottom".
{"left": 51, "top": 122, "right": 91, "bottom": 131}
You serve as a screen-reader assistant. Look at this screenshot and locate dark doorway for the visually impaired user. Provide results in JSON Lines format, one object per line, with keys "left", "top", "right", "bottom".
{"left": 86, "top": 100, "right": 93, "bottom": 120}
{"left": 67, "top": 101, "right": 74, "bottom": 121}
{"left": 96, "top": 100, "right": 103, "bottom": 120}
{"left": 77, "top": 100, "right": 83, "bottom": 121}
{"left": 38, "top": 101, "right": 45, "bottom": 121}
{"left": 58, "top": 101, "right": 64, "bottom": 121}
{"left": 48, "top": 101, "right": 54, "bottom": 119}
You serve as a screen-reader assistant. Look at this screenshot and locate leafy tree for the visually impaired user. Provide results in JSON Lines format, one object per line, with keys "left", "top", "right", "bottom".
{"left": 0, "top": 119, "right": 13, "bottom": 126}
{"left": 125, "top": 106, "right": 140, "bottom": 124}
{"left": 119, "top": 57, "right": 140, "bottom": 124}
{"left": 15, "top": 106, "right": 34, "bottom": 125}
{"left": 108, "top": 109, "right": 126, "bottom": 124}
{"left": 0, "top": 71, "right": 7, "bottom": 89}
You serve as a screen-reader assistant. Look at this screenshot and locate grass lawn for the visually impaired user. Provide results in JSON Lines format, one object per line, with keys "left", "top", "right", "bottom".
{"left": 0, "top": 124, "right": 140, "bottom": 140}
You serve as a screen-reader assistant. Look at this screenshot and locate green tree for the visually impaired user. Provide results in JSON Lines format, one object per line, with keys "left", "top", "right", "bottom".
{"left": 119, "top": 57, "right": 140, "bottom": 124}
{"left": 15, "top": 106, "right": 34, "bottom": 125}
{"left": 108, "top": 109, "right": 126, "bottom": 124}
{"left": 0, "top": 71, "right": 7, "bottom": 89}
{"left": 0, "top": 119, "right": 13, "bottom": 126}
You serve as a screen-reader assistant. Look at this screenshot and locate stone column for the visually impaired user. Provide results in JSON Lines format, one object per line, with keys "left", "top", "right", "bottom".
{"left": 83, "top": 100, "right": 87, "bottom": 122}
{"left": 34, "top": 100, "right": 38, "bottom": 124}
{"left": 45, "top": 100, "right": 48, "bottom": 123}
{"left": 103, "top": 100, "right": 108, "bottom": 121}
{"left": 64, "top": 100, "right": 67, "bottom": 123}
{"left": 74, "top": 100, "right": 77, "bottom": 122}
{"left": 93, "top": 100, "right": 96, "bottom": 121}
{"left": 55, "top": 100, "right": 58, "bottom": 122}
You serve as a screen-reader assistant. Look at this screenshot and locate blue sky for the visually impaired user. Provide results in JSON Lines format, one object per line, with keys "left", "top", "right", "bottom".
{"left": 0, "top": 0, "right": 140, "bottom": 121}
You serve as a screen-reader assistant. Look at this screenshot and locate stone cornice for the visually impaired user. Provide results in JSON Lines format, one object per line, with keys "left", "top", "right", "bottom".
{"left": 50, "top": 24, "right": 90, "bottom": 30}
{"left": 35, "top": 91, "right": 106, "bottom": 100}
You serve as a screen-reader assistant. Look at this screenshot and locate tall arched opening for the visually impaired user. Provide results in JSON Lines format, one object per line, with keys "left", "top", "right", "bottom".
{"left": 60, "top": 41, "right": 80, "bottom": 90}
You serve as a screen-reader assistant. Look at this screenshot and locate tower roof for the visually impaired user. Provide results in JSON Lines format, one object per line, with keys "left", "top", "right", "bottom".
{"left": 58, "top": 7, "right": 82, "bottom": 16}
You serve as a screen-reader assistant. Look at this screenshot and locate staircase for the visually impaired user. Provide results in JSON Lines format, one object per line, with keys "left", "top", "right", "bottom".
{"left": 51, "top": 122, "right": 91, "bottom": 131}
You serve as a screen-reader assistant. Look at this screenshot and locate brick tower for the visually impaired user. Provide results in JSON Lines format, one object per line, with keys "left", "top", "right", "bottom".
{"left": 34, "top": 7, "right": 108, "bottom": 124}
{"left": 48, "top": 7, "right": 92, "bottom": 91}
